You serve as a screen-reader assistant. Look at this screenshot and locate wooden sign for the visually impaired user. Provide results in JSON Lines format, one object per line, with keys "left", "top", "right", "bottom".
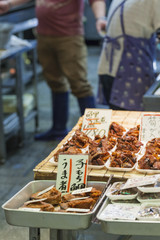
{"left": 81, "top": 108, "right": 112, "bottom": 139}
{"left": 56, "top": 154, "right": 88, "bottom": 194}
{"left": 139, "top": 113, "right": 160, "bottom": 142}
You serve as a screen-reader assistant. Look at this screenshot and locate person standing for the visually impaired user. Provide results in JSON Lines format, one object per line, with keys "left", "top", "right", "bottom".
{"left": 97, "top": 0, "right": 160, "bottom": 111}
{"left": 0, "top": 0, "right": 106, "bottom": 141}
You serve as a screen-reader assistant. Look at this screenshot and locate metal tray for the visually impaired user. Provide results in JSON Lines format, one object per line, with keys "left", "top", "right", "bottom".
{"left": 2, "top": 180, "right": 106, "bottom": 230}
{"left": 97, "top": 198, "right": 160, "bottom": 236}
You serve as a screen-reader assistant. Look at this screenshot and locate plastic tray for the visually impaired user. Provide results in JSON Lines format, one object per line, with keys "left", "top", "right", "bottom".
{"left": 137, "top": 185, "right": 160, "bottom": 193}
{"left": 137, "top": 202, "right": 160, "bottom": 221}
{"left": 97, "top": 198, "right": 160, "bottom": 236}
{"left": 135, "top": 162, "right": 160, "bottom": 174}
{"left": 137, "top": 193, "right": 160, "bottom": 203}
{"left": 107, "top": 182, "right": 138, "bottom": 201}
{"left": 2, "top": 180, "right": 106, "bottom": 230}
{"left": 49, "top": 157, "right": 106, "bottom": 169}
{"left": 105, "top": 159, "right": 135, "bottom": 172}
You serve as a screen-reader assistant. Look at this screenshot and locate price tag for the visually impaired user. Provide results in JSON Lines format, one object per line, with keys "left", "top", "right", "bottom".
{"left": 72, "top": 187, "right": 92, "bottom": 195}
{"left": 66, "top": 208, "right": 90, "bottom": 213}
{"left": 19, "top": 208, "right": 41, "bottom": 212}
{"left": 139, "top": 113, "right": 160, "bottom": 142}
{"left": 56, "top": 154, "right": 88, "bottom": 194}
{"left": 81, "top": 108, "right": 112, "bottom": 139}
{"left": 68, "top": 197, "right": 89, "bottom": 201}
{"left": 37, "top": 185, "right": 55, "bottom": 196}
{"left": 25, "top": 198, "right": 47, "bottom": 205}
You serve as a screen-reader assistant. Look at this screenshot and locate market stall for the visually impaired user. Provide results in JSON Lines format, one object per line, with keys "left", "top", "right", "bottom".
{"left": 33, "top": 110, "right": 153, "bottom": 181}
{"left": 2, "top": 109, "right": 160, "bottom": 240}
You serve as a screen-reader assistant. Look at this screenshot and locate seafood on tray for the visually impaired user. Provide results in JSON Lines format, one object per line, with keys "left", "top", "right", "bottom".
{"left": 19, "top": 185, "right": 102, "bottom": 213}
{"left": 124, "top": 125, "right": 140, "bottom": 140}
{"left": 138, "top": 153, "right": 160, "bottom": 170}
{"left": 137, "top": 138, "right": 160, "bottom": 170}
{"left": 54, "top": 129, "right": 117, "bottom": 166}
{"left": 138, "top": 192, "right": 160, "bottom": 201}
{"left": 145, "top": 138, "right": 160, "bottom": 155}
{"left": 108, "top": 121, "right": 126, "bottom": 139}
{"left": 116, "top": 135, "right": 143, "bottom": 153}
{"left": 109, "top": 150, "right": 137, "bottom": 168}
{"left": 107, "top": 124, "right": 143, "bottom": 169}
{"left": 52, "top": 121, "right": 146, "bottom": 169}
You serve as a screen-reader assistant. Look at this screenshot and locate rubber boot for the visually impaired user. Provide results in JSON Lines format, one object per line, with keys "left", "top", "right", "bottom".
{"left": 34, "top": 92, "right": 69, "bottom": 141}
{"left": 78, "top": 95, "right": 96, "bottom": 115}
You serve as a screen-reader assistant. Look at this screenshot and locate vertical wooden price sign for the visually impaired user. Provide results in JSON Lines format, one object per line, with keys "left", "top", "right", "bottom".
{"left": 81, "top": 108, "right": 112, "bottom": 139}
{"left": 139, "top": 113, "right": 160, "bottom": 142}
{"left": 56, "top": 154, "right": 88, "bottom": 194}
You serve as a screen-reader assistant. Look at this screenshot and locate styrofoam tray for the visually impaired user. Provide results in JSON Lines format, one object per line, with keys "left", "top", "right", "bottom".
{"left": 107, "top": 182, "right": 138, "bottom": 201}
{"left": 49, "top": 157, "right": 106, "bottom": 169}
{"left": 105, "top": 159, "right": 135, "bottom": 172}
{"left": 137, "top": 202, "right": 160, "bottom": 221}
{"left": 2, "top": 180, "right": 106, "bottom": 230}
{"left": 107, "top": 193, "right": 138, "bottom": 201}
{"left": 135, "top": 162, "right": 160, "bottom": 174}
{"left": 137, "top": 185, "right": 160, "bottom": 193}
{"left": 96, "top": 198, "right": 160, "bottom": 236}
{"left": 98, "top": 202, "right": 140, "bottom": 220}
{"left": 137, "top": 193, "right": 160, "bottom": 203}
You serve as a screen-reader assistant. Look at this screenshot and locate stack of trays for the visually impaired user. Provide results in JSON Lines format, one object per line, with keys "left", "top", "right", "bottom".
{"left": 137, "top": 182, "right": 160, "bottom": 221}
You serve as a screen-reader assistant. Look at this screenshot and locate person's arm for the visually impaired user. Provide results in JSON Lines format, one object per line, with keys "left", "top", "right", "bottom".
{"left": 89, "top": 0, "right": 107, "bottom": 35}
{"left": 0, "top": 0, "right": 30, "bottom": 14}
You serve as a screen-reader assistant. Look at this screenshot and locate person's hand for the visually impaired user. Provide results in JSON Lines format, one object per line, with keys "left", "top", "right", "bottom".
{"left": 0, "top": 0, "right": 10, "bottom": 14}
{"left": 96, "top": 17, "right": 107, "bottom": 37}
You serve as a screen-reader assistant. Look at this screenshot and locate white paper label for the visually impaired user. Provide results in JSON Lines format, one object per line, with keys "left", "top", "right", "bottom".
{"left": 139, "top": 113, "right": 160, "bottom": 142}
{"left": 66, "top": 208, "right": 90, "bottom": 213}
{"left": 68, "top": 197, "right": 89, "bottom": 201}
{"left": 37, "top": 185, "right": 55, "bottom": 196}
{"left": 19, "top": 207, "right": 41, "bottom": 212}
{"left": 81, "top": 108, "right": 112, "bottom": 139}
{"left": 56, "top": 154, "right": 88, "bottom": 194}
{"left": 25, "top": 198, "right": 47, "bottom": 205}
{"left": 72, "top": 187, "right": 92, "bottom": 195}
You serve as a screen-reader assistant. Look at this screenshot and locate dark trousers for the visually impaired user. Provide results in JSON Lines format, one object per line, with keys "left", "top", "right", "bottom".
{"left": 99, "top": 74, "right": 125, "bottom": 110}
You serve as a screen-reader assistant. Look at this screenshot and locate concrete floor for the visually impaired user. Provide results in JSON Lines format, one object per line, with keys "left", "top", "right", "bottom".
{"left": 0, "top": 44, "right": 159, "bottom": 240}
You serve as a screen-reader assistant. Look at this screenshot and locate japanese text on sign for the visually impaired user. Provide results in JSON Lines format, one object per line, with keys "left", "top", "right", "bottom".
{"left": 56, "top": 154, "right": 88, "bottom": 194}
{"left": 139, "top": 113, "right": 160, "bottom": 142}
{"left": 81, "top": 108, "right": 112, "bottom": 139}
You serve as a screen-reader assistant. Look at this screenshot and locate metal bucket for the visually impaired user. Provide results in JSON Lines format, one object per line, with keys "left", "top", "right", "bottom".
{"left": 0, "top": 23, "right": 13, "bottom": 49}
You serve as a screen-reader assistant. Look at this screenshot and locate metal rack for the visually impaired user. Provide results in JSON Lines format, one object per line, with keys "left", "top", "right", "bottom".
{"left": 0, "top": 19, "right": 39, "bottom": 163}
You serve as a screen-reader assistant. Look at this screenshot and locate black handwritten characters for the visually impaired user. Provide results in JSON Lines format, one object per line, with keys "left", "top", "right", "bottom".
{"left": 56, "top": 155, "right": 88, "bottom": 194}
{"left": 82, "top": 109, "right": 112, "bottom": 138}
{"left": 140, "top": 114, "right": 160, "bottom": 142}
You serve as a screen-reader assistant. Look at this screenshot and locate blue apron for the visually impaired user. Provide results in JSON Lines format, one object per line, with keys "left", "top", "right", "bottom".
{"left": 105, "top": 0, "right": 155, "bottom": 110}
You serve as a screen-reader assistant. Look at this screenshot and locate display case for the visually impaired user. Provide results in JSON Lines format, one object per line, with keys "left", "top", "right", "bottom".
{"left": 143, "top": 80, "right": 160, "bottom": 111}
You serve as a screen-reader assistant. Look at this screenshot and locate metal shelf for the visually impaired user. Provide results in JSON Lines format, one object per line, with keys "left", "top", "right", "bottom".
{"left": 0, "top": 39, "right": 39, "bottom": 163}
